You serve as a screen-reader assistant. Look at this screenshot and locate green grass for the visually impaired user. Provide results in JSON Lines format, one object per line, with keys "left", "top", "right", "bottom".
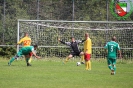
{"left": 0, "top": 58, "right": 133, "bottom": 88}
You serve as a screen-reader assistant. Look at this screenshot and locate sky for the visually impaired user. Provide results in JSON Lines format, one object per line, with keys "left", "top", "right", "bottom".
{"left": 119, "top": 0, "right": 133, "bottom": 12}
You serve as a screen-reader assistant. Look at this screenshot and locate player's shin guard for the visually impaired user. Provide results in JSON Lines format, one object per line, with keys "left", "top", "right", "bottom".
{"left": 9, "top": 57, "right": 15, "bottom": 64}
{"left": 26, "top": 58, "right": 30, "bottom": 63}
{"left": 113, "top": 65, "right": 116, "bottom": 72}
{"left": 9, "top": 55, "right": 18, "bottom": 64}
{"left": 108, "top": 65, "right": 113, "bottom": 71}
{"left": 64, "top": 57, "right": 69, "bottom": 63}
{"left": 85, "top": 61, "right": 91, "bottom": 70}
{"left": 28, "top": 57, "right": 32, "bottom": 63}
{"left": 81, "top": 55, "right": 84, "bottom": 62}
{"left": 88, "top": 60, "right": 91, "bottom": 70}
{"left": 85, "top": 61, "right": 88, "bottom": 70}
{"left": 26, "top": 58, "right": 31, "bottom": 66}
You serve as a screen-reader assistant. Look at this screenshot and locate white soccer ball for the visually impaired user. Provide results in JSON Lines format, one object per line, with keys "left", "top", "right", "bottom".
{"left": 76, "top": 62, "right": 81, "bottom": 66}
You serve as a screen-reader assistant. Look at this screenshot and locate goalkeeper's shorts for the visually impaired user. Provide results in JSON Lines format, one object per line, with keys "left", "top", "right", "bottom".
{"left": 70, "top": 51, "right": 81, "bottom": 57}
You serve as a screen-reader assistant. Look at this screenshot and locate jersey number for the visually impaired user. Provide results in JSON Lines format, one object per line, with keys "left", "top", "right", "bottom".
{"left": 24, "top": 40, "right": 31, "bottom": 46}
{"left": 111, "top": 46, "right": 114, "bottom": 52}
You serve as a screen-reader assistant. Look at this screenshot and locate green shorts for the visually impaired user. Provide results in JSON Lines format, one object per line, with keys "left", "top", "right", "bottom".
{"left": 107, "top": 58, "right": 116, "bottom": 65}
{"left": 17, "top": 49, "right": 23, "bottom": 57}
{"left": 17, "top": 47, "right": 30, "bottom": 57}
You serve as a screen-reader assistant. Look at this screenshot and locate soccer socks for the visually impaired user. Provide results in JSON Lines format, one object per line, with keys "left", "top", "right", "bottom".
{"left": 81, "top": 55, "right": 84, "bottom": 63}
{"left": 28, "top": 57, "right": 32, "bottom": 63}
{"left": 108, "top": 65, "right": 116, "bottom": 71}
{"left": 108, "top": 65, "right": 116, "bottom": 75}
{"left": 26, "top": 58, "right": 32, "bottom": 66}
{"left": 8, "top": 55, "right": 19, "bottom": 64}
{"left": 85, "top": 61, "right": 89, "bottom": 70}
{"left": 9, "top": 57, "right": 15, "bottom": 64}
{"left": 85, "top": 60, "right": 91, "bottom": 70}
{"left": 113, "top": 65, "right": 116, "bottom": 72}
{"left": 85, "top": 62, "right": 88, "bottom": 70}
{"left": 108, "top": 65, "right": 113, "bottom": 70}
{"left": 26, "top": 58, "right": 30, "bottom": 63}
{"left": 64, "top": 57, "right": 69, "bottom": 63}
{"left": 88, "top": 61, "right": 91, "bottom": 70}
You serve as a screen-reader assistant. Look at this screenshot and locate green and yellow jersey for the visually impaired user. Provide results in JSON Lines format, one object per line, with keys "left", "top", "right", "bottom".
{"left": 17, "top": 36, "right": 31, "bottom": 47}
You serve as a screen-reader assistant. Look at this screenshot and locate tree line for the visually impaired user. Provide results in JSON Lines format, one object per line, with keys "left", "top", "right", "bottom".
{"left": 0, "top": 0, "right": 132, "bottom": 59}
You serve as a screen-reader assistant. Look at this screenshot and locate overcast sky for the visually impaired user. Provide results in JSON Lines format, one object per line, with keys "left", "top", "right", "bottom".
{"left": 119, "top": 0, "right": 133, "bottom": 12}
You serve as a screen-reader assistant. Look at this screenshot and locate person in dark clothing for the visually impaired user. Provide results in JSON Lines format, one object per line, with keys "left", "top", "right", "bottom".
{"left": 58, "top": 37, "right": 85, "bottom": 64}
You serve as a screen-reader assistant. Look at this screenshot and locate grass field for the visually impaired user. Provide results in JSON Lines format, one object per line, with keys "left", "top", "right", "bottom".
{"left": 0, "top": 58, "right": 133, "bottom": 88}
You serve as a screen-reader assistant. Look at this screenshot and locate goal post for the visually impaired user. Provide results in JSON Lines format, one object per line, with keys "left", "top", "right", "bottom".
{"left": 17, "top": 19, "right": 133, "bottom": 59}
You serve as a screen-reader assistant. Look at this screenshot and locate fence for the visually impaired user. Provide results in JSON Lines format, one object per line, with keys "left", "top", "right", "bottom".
{"left": 18, "top": 20, "right": 133, "bottom": 59}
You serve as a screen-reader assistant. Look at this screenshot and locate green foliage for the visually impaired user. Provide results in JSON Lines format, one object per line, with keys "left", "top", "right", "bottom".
{"left": 130, "top": 12, "right": 133, "bottom": 20}
{"left": 0, "top": 47, "right": 16, "bottom": 59}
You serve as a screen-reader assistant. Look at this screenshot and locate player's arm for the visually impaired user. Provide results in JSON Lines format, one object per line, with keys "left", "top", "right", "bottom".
{"left": 75, "top": 39, "right": 86, "bottom": 44}
{"left": 16, "top": 38, "right": 23, "bottom": 46}
{"left": 58, "top": 38, "right": 71, "bottom": 46}
{"left": 117, "top": 44, "right": 122, "bottom": 59}
{"left": 17, "top": 38, "right": 24, "bottom": 45}
{"left": 15, "top": 38, "right": 23, "bottom": 47}
{"left": 84, "top": 40, "right": 89, "bottom": 54}
{"left": 81, "top": 39, "right": 86, "bottom": 43}
{"left": 31, "top": 51, "right": 41, "bottom": 59}
{"left": 104, "top": 42, "right": 108, "bottom": 49}
{"left": 104, "top": 42, "right": 108, "bottom": 54}
{"left": 118, "top": 50, "right": 122, "bottom": 59}
{"left": 31, "top": 48, "right": 40, "bottom": 59}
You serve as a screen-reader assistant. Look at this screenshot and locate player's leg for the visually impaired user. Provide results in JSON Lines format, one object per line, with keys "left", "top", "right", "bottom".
{"left": 84, "top": 54, "right": 91, "bottom": 70}
{"left": 79, "top": 52, "right": 84, "bottom": 64}
{"left": 85, "top": 60, "right": 91, "bottom": 70}
{"left": 65, "top": 53, "right": 74, "bottom": 63}
{"left": 8, "top": 55, "right": 19, "bottom": 65}
{"left": 8, "top": 51, "right": 22, "bottom": 65}
{"left": 107, "top": 58, "right": 113, "bottom": 70}
{"left": 88, "top": 60, "right": 91, "bottom": 70}
{"left": 28, "top": 56, "right": 32, "bottom": 63}
{"left": 112, "top": 59, "right": 117, "bottom": 74}
{"left": 85, "top": 60, "right": 88, "bottom": 70}
{"left": 28, "top": 52, "right": 33, "bottom": 63}
{"left": 25, "top": 55, "right": 31, "bottom": 66}
{"left": 64, "top": 54, "right": 73, "bottom": 63}
{"left": 107, "top": 58, "right": 115, "bottom": 75}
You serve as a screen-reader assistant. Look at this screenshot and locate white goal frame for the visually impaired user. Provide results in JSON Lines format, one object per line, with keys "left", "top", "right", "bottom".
{"left": 17, "top": 19, "right": 133, "bottom": 59}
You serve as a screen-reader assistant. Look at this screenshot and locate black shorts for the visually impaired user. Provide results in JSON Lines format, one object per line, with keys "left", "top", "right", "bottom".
{"left": 70, "top": 52, "right": 81, "bottom": 57}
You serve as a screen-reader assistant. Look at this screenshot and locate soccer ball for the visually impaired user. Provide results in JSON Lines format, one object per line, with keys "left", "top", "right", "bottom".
{"left": 76, "top": 62, "right": 81, "bottom": 66}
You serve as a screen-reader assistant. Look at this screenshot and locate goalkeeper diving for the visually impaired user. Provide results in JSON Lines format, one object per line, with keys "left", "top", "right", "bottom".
{"left": 58, "top": 37, "right": 85, "bottom": 64}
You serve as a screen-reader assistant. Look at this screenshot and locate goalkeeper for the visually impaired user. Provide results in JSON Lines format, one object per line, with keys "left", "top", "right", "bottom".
{"left": 16, "top": 32, "right": 33, "bottom": 65}
{"left": 58, "top": 37, "right": 85, "bottom": 64}
{"left": 8, "top": 45, "right": 40, "bottom": 66}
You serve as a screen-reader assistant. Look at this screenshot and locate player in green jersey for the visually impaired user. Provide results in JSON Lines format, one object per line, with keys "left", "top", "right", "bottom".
{"left": 104, "top": 36, "right": 122, "bottom": 75}
{"left": 8, "top": 45, "right": 41, "bottom": 66}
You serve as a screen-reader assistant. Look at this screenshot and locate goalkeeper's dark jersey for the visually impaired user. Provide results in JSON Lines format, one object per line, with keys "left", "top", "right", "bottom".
{"left": 60, "top": 40, "right": 85, "bottom": 53}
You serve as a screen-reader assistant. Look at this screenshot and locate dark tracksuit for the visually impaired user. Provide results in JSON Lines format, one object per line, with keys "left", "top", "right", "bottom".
{"left": 60, "top": 40, "right": 85, "bottom": 57}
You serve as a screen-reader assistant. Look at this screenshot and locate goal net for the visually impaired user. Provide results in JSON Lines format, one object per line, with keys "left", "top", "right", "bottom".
{"left": 18, "top": 20, "right": 133, "bottom": 59}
